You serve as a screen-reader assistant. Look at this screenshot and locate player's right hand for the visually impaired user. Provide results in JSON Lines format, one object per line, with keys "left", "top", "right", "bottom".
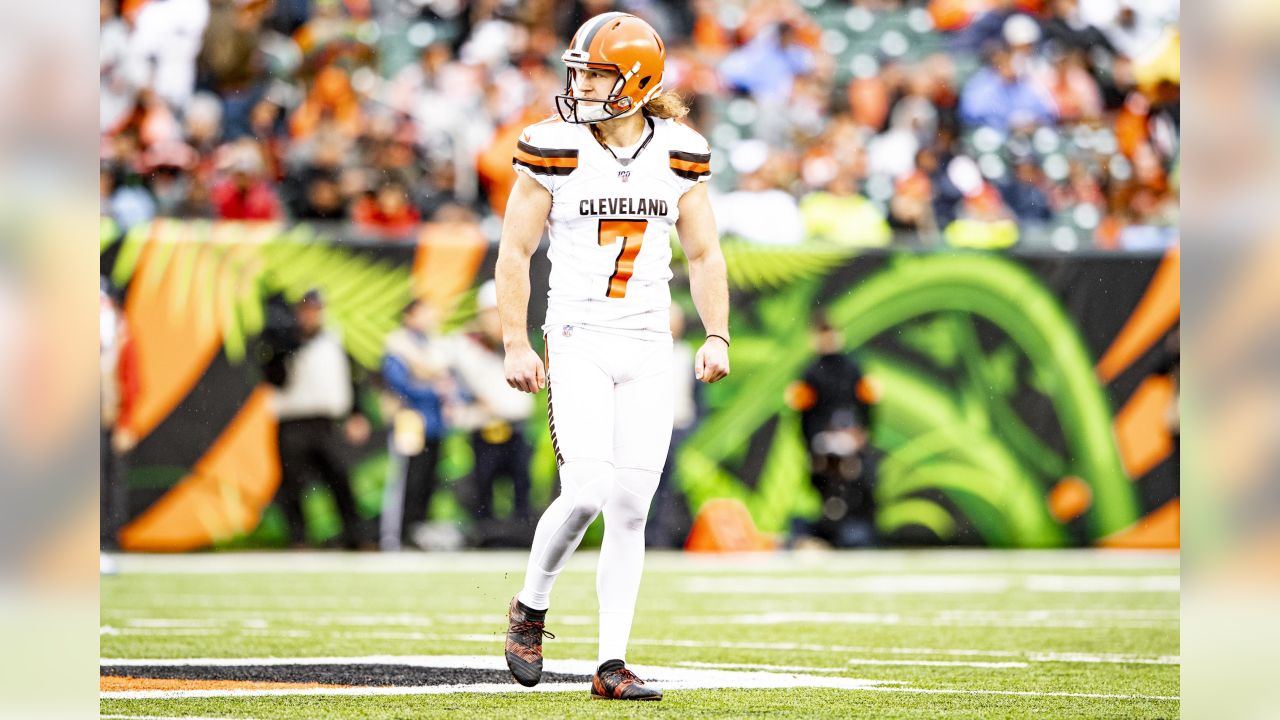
{"left": 504, "top": 344, "right": 546, "bottom": 393}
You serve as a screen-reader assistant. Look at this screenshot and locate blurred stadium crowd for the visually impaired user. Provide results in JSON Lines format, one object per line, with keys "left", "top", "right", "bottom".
{"left": 100, "top": 0, "right": 1179, "bottom": 251}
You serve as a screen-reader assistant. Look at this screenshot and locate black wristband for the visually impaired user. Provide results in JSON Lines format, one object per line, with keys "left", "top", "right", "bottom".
{"left": 706, "top": 334, "right": 730, "bottom": 347}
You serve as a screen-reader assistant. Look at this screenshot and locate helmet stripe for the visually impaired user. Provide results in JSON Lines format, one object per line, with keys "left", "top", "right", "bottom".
{"left": 576, "top": 11, "right": 627, "bottom": 55}
{"left": 572, "top": 14, "right": 605, "bottom": 52}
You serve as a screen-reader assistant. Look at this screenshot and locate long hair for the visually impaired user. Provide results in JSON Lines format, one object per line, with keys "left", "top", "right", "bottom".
{"left": 642, "top": 89, "right": 689, "bottom": 120}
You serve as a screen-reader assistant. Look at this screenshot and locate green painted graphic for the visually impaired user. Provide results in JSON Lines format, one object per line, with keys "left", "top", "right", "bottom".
{"left": 102, "top": 223, "right": 1175, "bottom": 548}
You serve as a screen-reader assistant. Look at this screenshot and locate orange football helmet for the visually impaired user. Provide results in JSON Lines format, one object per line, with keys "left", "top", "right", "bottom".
{"left": 556, "top": 12, "right": 665, "bottom": 124}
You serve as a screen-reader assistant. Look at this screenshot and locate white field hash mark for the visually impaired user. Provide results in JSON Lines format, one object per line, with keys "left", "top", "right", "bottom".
{"left": 670, "top": 610, "right": 1175, "bottom": 629}
{"left": 101, "top": 606, "right": 1176, "bottom": 633}
{"left": 98, "top": 655, "right": 1178, "bottom": 702}
{"left": 102, "top": 716, "right": 261, "bottom": 720}
{"left": 680, "top": 574, "right": 1179, "bottom": 595}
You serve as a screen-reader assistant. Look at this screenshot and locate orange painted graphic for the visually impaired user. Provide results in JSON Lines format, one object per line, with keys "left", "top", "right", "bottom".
{"left": 121, "top": 223, "right": 224, "bottom": 440}
{"left": 1099, "top": 499, "right": 1179, "bottom": 549}
{"left": 1114, "top": 375, "right": 1175, "bottom": 478}
{"left": 598, "top": 219, "right": 648, "bottom": 298}
{"left": 119, "top": 386, "right": 281, "bottom": 551}
{"left": 1096, "top": 247, "right": 1179, "bottom": 382}
{"left": 1048, "top": 476, "right": 1093, "bottom": 522}
{"left": 413, "top": 222, "right": 488, "bottom": 310}
{"left": 122, "top": 221, "right": 281, "bottom": 441}
{"left": 101, "top": 677, "right": 347, "bottom": 692}
{"left": 685, "top": 499, "right": 778, "bottom": 552}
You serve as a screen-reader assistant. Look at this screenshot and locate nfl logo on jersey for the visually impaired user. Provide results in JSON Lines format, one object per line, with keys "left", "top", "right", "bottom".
{"left": 618, "top": 169, "right": 631, "bottom": 182}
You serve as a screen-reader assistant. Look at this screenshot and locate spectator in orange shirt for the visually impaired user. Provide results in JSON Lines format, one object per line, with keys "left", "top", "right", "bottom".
{"left": 891, "top": 149, "right": 940, "bottom": 234}
{"left": 1041, "top": 48, "right": 1103, "bottom": 123}
{"left": 290, "top": 65, "right": 364, "bottom": 140}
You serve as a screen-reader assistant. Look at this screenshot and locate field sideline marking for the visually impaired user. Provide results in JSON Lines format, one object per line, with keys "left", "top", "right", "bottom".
{"left": 98, "top": 655, "right": 1176, "bottom": 702}
{"left": 100, "top": 655, "right": 890, "bottom": 698}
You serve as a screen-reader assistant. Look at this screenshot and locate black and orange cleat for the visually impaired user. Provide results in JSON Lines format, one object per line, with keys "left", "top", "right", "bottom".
{"left": 504, "top": 596, "right": 553, "bottom": 687}
{"left": 590, "top": 659, "right": 663, "bottom": 701}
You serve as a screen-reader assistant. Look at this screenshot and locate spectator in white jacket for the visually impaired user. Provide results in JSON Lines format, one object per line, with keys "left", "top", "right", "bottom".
{"left": 447, "top": 281, "right": 535, "bottom": 538}
{"left": 128, "top": 0, "right": 210, "bottom": 112}
{"left": 713, "top": 140, "right": 805, "bottom": 246}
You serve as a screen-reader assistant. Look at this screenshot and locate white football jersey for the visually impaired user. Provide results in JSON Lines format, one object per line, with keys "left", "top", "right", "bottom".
{"left": 513, "top": 115, "right": 711, "bottom": 336}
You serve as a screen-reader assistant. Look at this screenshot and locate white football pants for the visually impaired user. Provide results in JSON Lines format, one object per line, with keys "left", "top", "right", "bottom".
{"left": 518, "top": 324, "right": 674, "bottom": 665}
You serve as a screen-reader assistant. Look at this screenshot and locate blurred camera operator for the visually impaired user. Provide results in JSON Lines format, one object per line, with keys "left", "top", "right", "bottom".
{"left": 785, "top": 313, "right": 881, "bottom": 548}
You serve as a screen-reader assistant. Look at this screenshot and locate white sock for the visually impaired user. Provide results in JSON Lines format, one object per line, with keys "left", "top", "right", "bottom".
{"left": 596, "top": 468, "right": 660, "bottom": 664}
{"left": 518, "top": 460, "right": 613, "bottom": 611}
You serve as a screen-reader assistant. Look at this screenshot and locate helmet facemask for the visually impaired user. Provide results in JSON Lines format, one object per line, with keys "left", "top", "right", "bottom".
{"left": 555, "top": 56, "right": 648, "bottom": 124}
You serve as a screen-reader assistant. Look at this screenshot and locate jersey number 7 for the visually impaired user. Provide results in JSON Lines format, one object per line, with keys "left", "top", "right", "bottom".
{"left": 598, "top": 219, "right": 648, "bottom": 299}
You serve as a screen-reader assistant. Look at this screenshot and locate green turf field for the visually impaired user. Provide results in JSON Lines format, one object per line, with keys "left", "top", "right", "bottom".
{"left": 100, "top": 550, "right": 1179, "bottom": 719}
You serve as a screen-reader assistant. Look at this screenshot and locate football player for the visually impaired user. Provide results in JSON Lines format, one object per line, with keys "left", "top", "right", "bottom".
{"left": 495, "top": 12, "right": 730, "bottom": 701}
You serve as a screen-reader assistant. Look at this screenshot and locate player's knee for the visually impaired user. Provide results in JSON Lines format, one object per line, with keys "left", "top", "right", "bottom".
{"left": 558, "top": 460, "right": 613, "bottom": 528}
{"left": 566, "top": 494, "right": 606, "bottom": 527}
{"left": 614, "top": 468, "right": 661, "bottom": 506}
{"left": 613, "top": 501, "right": 651, "bottom": 532}
{"left": 604, "top": 478, "right": 657, "bottom": 534}
{"left": 620, "top": 513, "right": 647, "bottom": 533}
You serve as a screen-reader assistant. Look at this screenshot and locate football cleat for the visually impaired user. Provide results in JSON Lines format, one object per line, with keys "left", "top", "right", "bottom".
{"left": 590, "top": 659, "right": 663, "bottom": 700}
{"left": 504, "top": 596, "right": 553, "bottom": 687}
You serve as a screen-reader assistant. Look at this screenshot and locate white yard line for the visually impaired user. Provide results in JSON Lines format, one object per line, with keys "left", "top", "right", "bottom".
{"left": 436, "top": 614, "right": 598, "bottom": 626}
{"left": 678, "top": 658, "right": 1027, "bottom": 670}
{"left": 102, "top": 627, "right": 223, "bottom": 637}
{"left": 103, "top": 633, "right": 1180, "bottom": 666}
{"left": 102, "top": 716, "right": 259, "bottom": 720}
{"left": 102, "top": 655, "right": 531, "bottom": 668}
{"left": 676, "top": 661, "right": 850, "bottom": 674}
{"left": 862, "top": 686, "right": 1178, "bottom": 702}
{"left": 845, "top": 658, "right": 1028, "bottom": 669}
{"left": 671, "top": 610, "right": 1175, "bottom": 629}
{"left": 681, "top": 574, "right": 1179, "bottom": 595}
{"left": 102, "top": 606, "right": 1175, "bottom": 636}
{"left": 123, "top": 615, "right": 439, "bottom": 628}
{"left": 1023, "top": 575, "right": 1180, "bottom": 592}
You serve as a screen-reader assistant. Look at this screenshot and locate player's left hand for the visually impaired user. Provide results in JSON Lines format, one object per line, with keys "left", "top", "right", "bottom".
{"left": 695, "top": 337, "right": 730, "bottom": 384}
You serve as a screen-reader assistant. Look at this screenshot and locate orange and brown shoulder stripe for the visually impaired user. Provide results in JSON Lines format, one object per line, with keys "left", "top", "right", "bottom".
{"left": 669, "top": 149, "right": 711, "bottom": 181}
{"left": 514, "top": 139, "right": 578, "bottom": 177}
